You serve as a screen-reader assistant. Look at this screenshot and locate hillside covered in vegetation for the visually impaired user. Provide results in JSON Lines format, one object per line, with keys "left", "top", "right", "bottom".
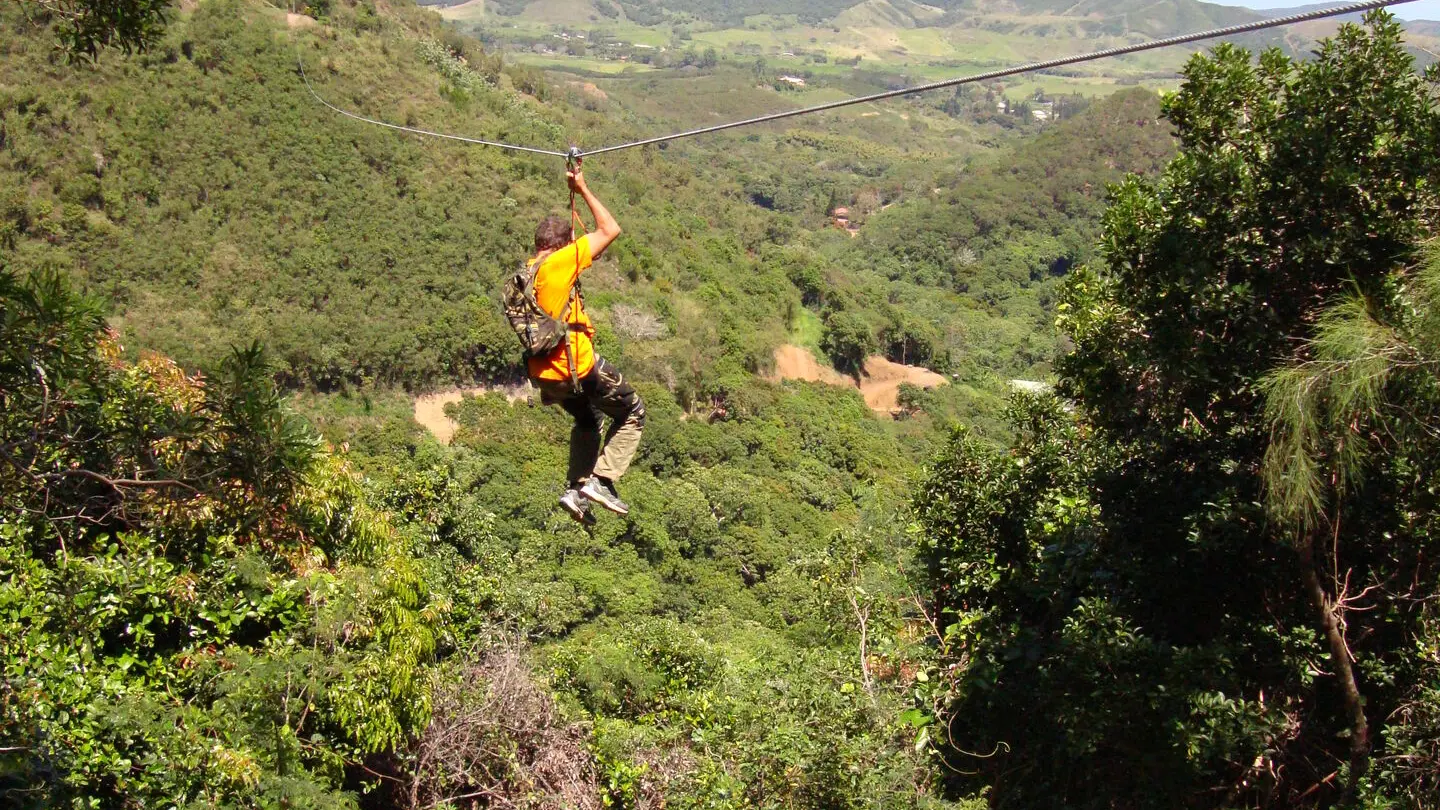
{"left": 3, "top": 0, "right": 1440, "bottom": 808}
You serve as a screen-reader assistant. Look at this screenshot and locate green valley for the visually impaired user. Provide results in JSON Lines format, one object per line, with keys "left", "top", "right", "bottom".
{"left": 438, "top": 0, "right": 1440, "bottom": 117}
{"left": 440, "top": 0, "right": 1440, "bottom": 98}
{"left": 3, "top": 0, "right": 1440, "bottom": 807}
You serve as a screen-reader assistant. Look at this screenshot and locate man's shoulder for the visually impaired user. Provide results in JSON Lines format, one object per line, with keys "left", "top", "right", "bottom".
{"left": 538, "top": 238, "right": 590, "bottom": 273}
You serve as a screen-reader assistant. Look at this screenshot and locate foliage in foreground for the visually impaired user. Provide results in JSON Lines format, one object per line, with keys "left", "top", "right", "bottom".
{"left": 12, "top": 0, "right": 172, "bottom": 60}
{"left": 914, "top": 14, "right": 1440, "bottom": 809}
{"left": 0, "top": 268, "right": 440, "bottom": 805}
{"left": 336, "top": 371, "right": 960, "bottom": 807}
{"left": 1, "top": 263, "right": 962, "bottom": 807}
{"left": 1259, "top": 250, "right": 1440, "bottom": 806}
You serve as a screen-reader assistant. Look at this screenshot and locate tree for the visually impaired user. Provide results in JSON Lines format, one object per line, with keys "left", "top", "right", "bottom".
{"left": 821, "top": 310, "right": 875, "bottom": 374}
{"left": 1262, "top": 255, "right": 1440, "bottom": 535}
{"left": 14, "top": 0, "right": 171, "bottom": 60}
{"left": 1261, "top": 249, "right": 1440, "bottom": 801}
{"left": 1057, "top": 15, "right": 1439, "bottom": 795}
{"left": 1, "top": 269, "right": 441, "bottom": 805}
{"left": 917, "top": 14, "right": 1440, "bottom": 807}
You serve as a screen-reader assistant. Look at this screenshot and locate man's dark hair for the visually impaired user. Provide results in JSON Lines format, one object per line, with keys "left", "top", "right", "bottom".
{"left": 534, "top": 215, "right": 571, "bottom": 252}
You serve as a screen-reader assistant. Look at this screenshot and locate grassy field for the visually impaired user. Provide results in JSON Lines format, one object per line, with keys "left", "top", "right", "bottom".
{"left": 599, "top": 24, "right": 672, "bottom": 46}
{"left": 510, "top": 53, "right": 656, "bottom": 73}
{"left": 1001, "top": 76, "right": 1164, "bottom": 100}
{"left": 509, "top": 0, "right": 601, "bottom": 24}
{"left": 690, "top": 28, "right": 791, "bottom": 51}
{"left": 437, "top": 0, "right": 486, "bottom": 25}
{"left": 789, "top": 304, "right": 825, "bottom": 354}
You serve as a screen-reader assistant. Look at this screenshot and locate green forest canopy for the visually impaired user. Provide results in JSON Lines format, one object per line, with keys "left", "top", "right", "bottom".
{"left": 2, "top": 0, "right": 1439, "bottom": 808}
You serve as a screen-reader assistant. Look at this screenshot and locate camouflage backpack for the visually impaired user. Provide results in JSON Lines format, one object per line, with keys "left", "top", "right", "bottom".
{"left": 501, "top": 259, "right": 582, "bottom": 385}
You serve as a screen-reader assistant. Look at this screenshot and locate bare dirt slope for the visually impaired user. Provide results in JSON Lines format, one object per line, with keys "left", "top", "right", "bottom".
{"left": 771, "top": 345, "right": 946, "bottom": 413}
{"left": 857, "top": 355, "right": 947, "bottom": 412}
{"left": 772, "top": 344, "right": 853, "bottom": 386}
{"left": 414, "top": 385, "right": 532, "bottom": 444}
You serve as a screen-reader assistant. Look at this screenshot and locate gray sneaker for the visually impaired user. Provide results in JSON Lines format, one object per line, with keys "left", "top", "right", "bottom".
{"left": 580, "top": 477, "right": 629, "bottom": 515}
{"left": 559, "top": 488, "right": 596, "bottom": 526}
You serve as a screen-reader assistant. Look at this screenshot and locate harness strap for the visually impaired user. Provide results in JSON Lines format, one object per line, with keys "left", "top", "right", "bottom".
{"left": 563, "top": 184, "right": 588, "bottom": 394}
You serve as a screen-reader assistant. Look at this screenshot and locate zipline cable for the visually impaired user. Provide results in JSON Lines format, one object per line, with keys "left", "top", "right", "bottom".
{"left": 296, "top": 51, "right": 569, "bottom": 156}
{"left": 299, "top": 0, "right": 1418, "bottom": 160}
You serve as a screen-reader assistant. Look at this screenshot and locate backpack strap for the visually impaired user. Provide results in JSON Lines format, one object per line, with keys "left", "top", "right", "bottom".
{"left": 521, "top": 259, "right": 540, "bottom": 304}
{"left": 566, "top": 187, "right": 587, "bottom": 394}
{"left": 517, "top": 259, "right": 545, "bottom": 361}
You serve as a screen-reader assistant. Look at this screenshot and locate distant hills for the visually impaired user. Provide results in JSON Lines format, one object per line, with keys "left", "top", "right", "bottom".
{"left": 469, "top": 0, "right": 1267, "bottom": 34}
{"left": 447, "top": 0, "right": 1436, "bottom": 91}
{"left": 1257, "top": 2, "right": 1435, "bottom": 22}
{"left": 442, "top": 0, "right": 1286, "bottom": 43}
{"left": 445, "top": 0, "right": 1436, "bottom": 35}
{"left": 1253, "top": 3, "right": 1440, "bottom": 55}
{"left": 958, "top": 0, "right": 1262, "bottom": 34}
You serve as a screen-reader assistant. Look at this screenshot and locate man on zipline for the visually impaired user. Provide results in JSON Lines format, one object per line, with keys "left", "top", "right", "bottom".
{"left": 527, "top": 161, "right": 642, "bottom": 524}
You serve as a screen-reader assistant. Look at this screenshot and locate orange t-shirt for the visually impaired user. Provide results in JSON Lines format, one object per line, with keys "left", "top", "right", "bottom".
{"left": 525, "top": 235, "right": 596, "bottom": 382}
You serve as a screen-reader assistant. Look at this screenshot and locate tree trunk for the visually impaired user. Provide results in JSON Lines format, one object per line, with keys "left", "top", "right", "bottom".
{"left": 1298, "top": 534, "right": 1370, "bottom": 791}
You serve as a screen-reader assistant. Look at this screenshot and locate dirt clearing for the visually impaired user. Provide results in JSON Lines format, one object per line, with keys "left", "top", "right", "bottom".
{"left": 770, "top": 345, "right": 946, "bottom": 414}
{"left": 573, "top": 81, "right": 609, "bottom": 101}
{"left": 414, "top": 384, "right": 532, "bottom": 444}
{"left": 772, "top": 344, "right": 853, "bottom": 387}
{"left": 856, "top": 356, "right": 947, "bottom": 412}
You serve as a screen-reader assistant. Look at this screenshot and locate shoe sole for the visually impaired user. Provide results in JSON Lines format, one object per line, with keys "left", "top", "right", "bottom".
{"left": 560, "top": 493, "right": 596, "bottom": 526}
{"left": 581, "top": 484, "right": 629, "bottom": 516}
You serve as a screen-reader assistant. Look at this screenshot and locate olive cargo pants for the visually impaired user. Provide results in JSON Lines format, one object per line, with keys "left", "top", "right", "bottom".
{"left": 537, "top": 357, "right": 646, "bottom": 486}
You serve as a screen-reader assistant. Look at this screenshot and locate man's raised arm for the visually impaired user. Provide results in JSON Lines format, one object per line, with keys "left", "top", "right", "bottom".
{"left": 569, "top": 162, "right": 622, "bottom": 259}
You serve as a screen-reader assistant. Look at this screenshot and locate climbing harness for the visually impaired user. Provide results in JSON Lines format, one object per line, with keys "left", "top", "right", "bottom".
{"left": 297, "top": 0, "right": 1419, "bottom": 162}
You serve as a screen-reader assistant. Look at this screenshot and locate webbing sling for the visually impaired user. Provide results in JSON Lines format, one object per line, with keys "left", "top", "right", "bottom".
{"left": 564, "top": 160, "right": 588, "bottom": 394}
